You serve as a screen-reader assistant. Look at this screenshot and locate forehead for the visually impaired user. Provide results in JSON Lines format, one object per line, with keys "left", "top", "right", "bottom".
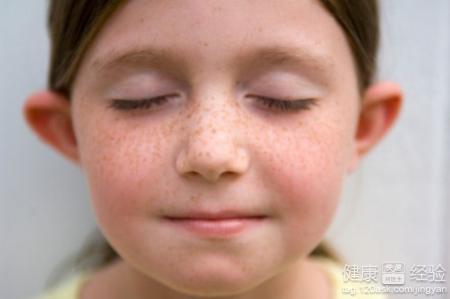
{"left": 77, "top": 0, "right": 354, "bottom": 88}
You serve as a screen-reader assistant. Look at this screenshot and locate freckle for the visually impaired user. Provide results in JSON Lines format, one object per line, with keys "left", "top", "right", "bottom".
{"left": 194, "top": 126, "right": 204, "bottom": 135}
{"left": 190, "top": 194, "right": 200, "bottom": 202}
{"left": 166, "top": 121, "right": 174, "bottom": 135}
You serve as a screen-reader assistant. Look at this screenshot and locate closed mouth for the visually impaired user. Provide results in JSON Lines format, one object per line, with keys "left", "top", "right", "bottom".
{"left": 164, "top": 215, "right": 267, "bottom": 221}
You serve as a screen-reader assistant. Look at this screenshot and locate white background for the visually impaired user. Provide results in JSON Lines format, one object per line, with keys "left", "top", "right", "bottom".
{"left": 1, "top": 1, "right": 449, "bottom": 299}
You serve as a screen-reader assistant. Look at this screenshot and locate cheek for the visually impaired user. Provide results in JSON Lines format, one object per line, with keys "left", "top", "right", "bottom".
{"left": 75, "top": 113, "right": 168, "bottom": 233}
{"left": 257, "top": 117, "right": 352, "bottom": 251}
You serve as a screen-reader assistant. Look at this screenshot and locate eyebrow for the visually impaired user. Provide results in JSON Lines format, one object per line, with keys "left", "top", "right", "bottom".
{"left": 237, "top": 46, "right": 334, "bottom": 84}
{"left": 239, "top": 46, "right": 332, "bottom": 73}
{"left": 93, "top": 45, "right": 334, "bottom": 83}
{"left": 93, "top": 48, "right": 187, "bottom": 78}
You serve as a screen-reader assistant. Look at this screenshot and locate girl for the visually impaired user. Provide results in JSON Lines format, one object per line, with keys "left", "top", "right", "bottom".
{"left": 24, "top": 0, "right": 402, "bottom": 298}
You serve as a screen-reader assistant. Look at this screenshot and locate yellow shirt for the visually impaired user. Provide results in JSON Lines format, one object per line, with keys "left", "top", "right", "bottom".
{"left": 312, "top": 257, "right": 387, "bottom": 299}
{"left": 34, "top": 258, "right": 386, "bottom": 299}
{"left": 33, "top": 272, "right": 92, "bottom": 299}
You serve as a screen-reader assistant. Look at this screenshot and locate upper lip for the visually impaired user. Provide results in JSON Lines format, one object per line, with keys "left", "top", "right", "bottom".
{"left": 163, "top": 210, "right": 266, "bottom": 220}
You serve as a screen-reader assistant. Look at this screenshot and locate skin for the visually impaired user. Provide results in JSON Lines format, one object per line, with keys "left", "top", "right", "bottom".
{"left": 23, "top": 0, "right": 402, "bottom": 298}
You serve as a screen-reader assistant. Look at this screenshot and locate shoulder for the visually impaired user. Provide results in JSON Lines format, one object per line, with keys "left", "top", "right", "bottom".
{"left": 32, "top": 272, "right": 93, "bottom": 299}
{"left": 310, "top": 257, "right": 387, "bottom": 299}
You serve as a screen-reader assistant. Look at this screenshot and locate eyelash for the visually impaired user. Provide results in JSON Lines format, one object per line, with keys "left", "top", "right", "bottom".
{"left": 109, "top": 95, "right": 317, "bottom": 112}
{"left": 253, "top": 96, "right": 317, "bottom": 111}
{"left": 109, "top": 95, "right": 172, "bottom": 111}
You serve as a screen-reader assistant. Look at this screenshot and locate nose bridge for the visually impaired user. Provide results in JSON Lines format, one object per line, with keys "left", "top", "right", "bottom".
{"left": 176, "top": 85, "right": 249, "bottom": 182}
{"left": 190, "top": 107, "right": 236, "bottom": 160}
{"left": 194, "top": 96, "right": 233, "bottom": 137}
{"left": 188, "top": 80, "right": 241, "bottom": 146}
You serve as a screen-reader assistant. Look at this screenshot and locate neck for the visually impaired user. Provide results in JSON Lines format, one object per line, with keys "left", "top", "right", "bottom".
{"left": 82, "top": 257, "right": 331, "bottom": 299}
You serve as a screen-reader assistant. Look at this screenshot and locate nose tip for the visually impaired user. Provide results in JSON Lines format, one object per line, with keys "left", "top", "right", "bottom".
{"left": 175, "top": 94, "right": 250, "bottom": 183}
{"left": 176, "top": 143, "right": 249, "bottom": 183}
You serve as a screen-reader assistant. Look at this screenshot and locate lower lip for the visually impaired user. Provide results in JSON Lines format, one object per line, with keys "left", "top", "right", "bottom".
{"left": 163, "top": 216, "right": 267, "bottom": 237}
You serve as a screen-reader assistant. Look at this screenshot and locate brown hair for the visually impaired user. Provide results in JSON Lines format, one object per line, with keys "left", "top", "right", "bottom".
{"left": 45, "top": 0, "right": 378, "bottom": 287}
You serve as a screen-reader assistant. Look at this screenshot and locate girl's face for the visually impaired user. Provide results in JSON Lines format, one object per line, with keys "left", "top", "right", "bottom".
{"left": 71, "top": 0, "right": 360, "bottom": 295}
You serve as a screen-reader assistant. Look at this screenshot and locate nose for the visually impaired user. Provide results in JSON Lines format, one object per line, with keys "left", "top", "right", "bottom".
{"left": 175, "top": 103, "right": 250, "bottom": 183}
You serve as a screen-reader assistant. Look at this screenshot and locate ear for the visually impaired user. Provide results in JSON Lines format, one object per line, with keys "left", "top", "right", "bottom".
{"left": 22, "top": 90, "right": 80, "bottom": 164}
{"left": 347, "top": 81, "right": 403, "bottom": 173}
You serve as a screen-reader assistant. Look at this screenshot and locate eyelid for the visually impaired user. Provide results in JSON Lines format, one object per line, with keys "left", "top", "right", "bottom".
{"left": 249, "top": 95, "right": 318, "bottom": 112}
{"left": 108, "top": 93, "right": 318, "bottom": 113}
{"left": 109, "top": 94, "right": 177, "bottom": 111}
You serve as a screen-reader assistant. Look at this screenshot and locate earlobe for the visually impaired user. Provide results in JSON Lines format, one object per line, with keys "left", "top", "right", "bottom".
{"left": 348, "top": 81, "right": 403, "bottom": 173}
{"left": 23, "top": 90, "right": 80, "bottom": 164}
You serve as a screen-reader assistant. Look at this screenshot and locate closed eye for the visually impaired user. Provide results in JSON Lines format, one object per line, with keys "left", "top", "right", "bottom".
{"left": 109, "top": 94, "right": 177, "bottom": 111}
{"left": 251, "top": 95, "right": 318, "bottom": 112}
{"left": 109, "top": 94, "right": 317, "bottom": 112}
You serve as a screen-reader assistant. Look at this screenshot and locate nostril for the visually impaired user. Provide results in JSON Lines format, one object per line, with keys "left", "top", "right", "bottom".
{"left": 222, "top": 171, "right": 236, "bottom": 178}
{"left": 175, "top": 142, "right": 249, "bottom": 182}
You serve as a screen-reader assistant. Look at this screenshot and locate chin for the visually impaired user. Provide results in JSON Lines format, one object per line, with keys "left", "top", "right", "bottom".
{"left": 155, "top": 262, "right": 272, "bottom": 298}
